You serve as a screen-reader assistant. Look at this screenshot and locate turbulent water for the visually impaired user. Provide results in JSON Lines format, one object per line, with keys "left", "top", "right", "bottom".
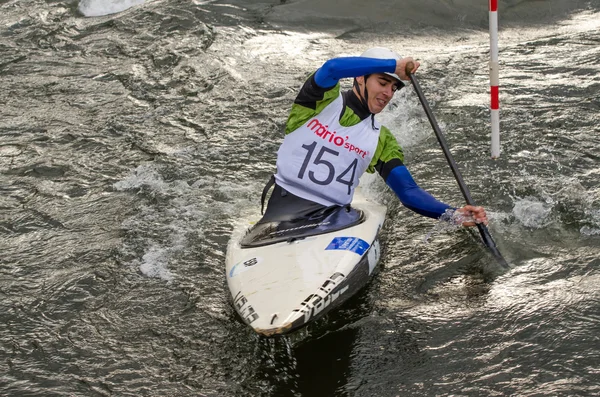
{"left": 1, "top": 0, "right": 599, "bottom": 396}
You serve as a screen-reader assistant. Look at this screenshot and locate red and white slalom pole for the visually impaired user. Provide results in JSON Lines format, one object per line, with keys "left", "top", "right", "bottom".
{"left": 489, "top": 0, "right": 500, "bottom": 158}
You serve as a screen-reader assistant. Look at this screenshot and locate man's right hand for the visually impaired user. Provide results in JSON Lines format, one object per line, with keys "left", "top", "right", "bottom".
{"left": 396, "top": 57, "right": 420, "bottom": 80}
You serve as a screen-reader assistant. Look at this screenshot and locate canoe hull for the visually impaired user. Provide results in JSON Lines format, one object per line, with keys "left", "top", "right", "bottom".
{"left": 225, "top": 189, "right": 387, "bottom": 335}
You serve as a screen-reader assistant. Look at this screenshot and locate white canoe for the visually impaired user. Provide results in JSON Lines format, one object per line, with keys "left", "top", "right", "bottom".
{"left": 225, "top": 188, "right": 387, "bottom": 336}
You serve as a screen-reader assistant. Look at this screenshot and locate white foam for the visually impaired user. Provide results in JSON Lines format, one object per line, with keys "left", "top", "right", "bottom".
{"left": 138, "top": 246, "right": 175, "bottom": 281}
{"left": 376, "top": 87, "right": 431, "bottom": 149}
{"left": 114, "top": 163, "right": 261, "bottom": 281}
{"left": 113, "top": 164, "right": 168, "bottom": 192}
{"left": 580, "top": 226, "right": 600, "bottom": 236}
{"left": 78, "top": 0, "right": 147, "bottom": 17}
{"left": 512, "top": 197, "right": 553, "bottom": 228}
{"left": 581, "top": 208, "right": 600, "bottom": 236}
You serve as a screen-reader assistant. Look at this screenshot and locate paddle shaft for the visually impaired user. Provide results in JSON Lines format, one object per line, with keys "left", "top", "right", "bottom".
{"left": 405, "top": 62, "right": 509, "bottom": 267}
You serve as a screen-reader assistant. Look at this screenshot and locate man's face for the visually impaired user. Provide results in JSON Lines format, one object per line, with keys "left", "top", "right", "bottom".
{"left": 357, "top": 73, "right": 399, "bottom": 114}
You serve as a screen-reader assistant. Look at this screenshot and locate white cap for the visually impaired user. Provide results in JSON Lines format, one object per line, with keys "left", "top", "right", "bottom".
{"left": 360, "top": 47, "right": 403, "bottom": 83}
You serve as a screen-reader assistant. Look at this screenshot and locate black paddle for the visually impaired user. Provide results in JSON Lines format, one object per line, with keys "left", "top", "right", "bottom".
{"left": 405, "top": 62, "right": 509, "bottom": 268}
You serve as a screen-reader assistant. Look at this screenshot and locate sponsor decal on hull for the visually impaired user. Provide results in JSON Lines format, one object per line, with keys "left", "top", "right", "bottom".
{"left": 233, "top": 291, "right": 259, "bottom": 324}
{"left": 325, "top": 236, "right": 369, "bottom": 256}
{"left": 297, "top": 272, "right": 349, "bottom": 323}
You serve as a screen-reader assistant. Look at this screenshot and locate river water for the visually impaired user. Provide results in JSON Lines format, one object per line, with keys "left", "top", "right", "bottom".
{"left": 1, "top": 0, "right": 599, "bottom": 396}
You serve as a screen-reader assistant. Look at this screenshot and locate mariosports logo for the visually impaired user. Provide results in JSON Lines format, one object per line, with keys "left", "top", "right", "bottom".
{"left": 307, "top": 118, "right": 370, "bottom": 159}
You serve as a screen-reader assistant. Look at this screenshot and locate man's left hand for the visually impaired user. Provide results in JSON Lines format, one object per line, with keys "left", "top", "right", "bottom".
{"left": 455, "top": 205, "right": 488, "bottom": 227}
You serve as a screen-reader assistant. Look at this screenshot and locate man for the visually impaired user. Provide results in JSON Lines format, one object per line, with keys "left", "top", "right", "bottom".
{"left": 259, "top": 47, "right": 486, "bottom": 230}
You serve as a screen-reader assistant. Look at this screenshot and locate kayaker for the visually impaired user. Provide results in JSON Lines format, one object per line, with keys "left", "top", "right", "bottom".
{"left": 259, "top": 47, "right": 487, "bottom": 228}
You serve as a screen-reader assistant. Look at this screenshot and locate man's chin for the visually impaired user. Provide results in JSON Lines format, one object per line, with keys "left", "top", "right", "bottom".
{"left": 369, "top": 105, "right": 385, "bottom": 114}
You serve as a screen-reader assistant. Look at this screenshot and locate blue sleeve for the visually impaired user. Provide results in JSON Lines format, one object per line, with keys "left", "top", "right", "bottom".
{"left": 314, "top": 57, "right": 397, "bottom": 88}
{"left": 386, "top": 165, "right": 453, "bottom": 219}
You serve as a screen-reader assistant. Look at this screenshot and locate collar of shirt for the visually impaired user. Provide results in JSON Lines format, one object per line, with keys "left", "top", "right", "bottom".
{"left": 343, "top": 90, "right": 371, "bottom": 120}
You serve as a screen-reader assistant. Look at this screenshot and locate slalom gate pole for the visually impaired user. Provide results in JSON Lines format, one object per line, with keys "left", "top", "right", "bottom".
{"left": 489, "top": 0, "right": 500, "bottom": 158}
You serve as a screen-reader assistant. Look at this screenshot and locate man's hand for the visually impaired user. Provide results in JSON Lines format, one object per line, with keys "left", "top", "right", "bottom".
{"left": 396, "top": 57, "right": 420, "bottom": 80}
{"left": 455, "top": 205, "right": 488, "bottom": 227}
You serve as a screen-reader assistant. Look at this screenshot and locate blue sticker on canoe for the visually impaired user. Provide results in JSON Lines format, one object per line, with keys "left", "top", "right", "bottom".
{"left": 325, "top": 237, "right": 369, "bottom": 256}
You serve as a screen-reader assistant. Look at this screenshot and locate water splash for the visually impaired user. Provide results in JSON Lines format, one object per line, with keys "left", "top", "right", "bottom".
{"left": 423, "top": 208, "right": 471, "bottom": 242}
{"left": 377, "top": 86, "right": 432, "bottom": 149}
{"left": 512, "top": 197, "right": 553, "bottom": 228}
{"left": 113, "top": 164, "right": 169, "bottom": 193}
{"left": 137, "top": 246, "right": 175, "bottom": 281}
{"left": 78, "top": 0, "right": 147, "bottom": 17}
{"left": 580, "top": 208, "right": 600, "bottom": 236}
